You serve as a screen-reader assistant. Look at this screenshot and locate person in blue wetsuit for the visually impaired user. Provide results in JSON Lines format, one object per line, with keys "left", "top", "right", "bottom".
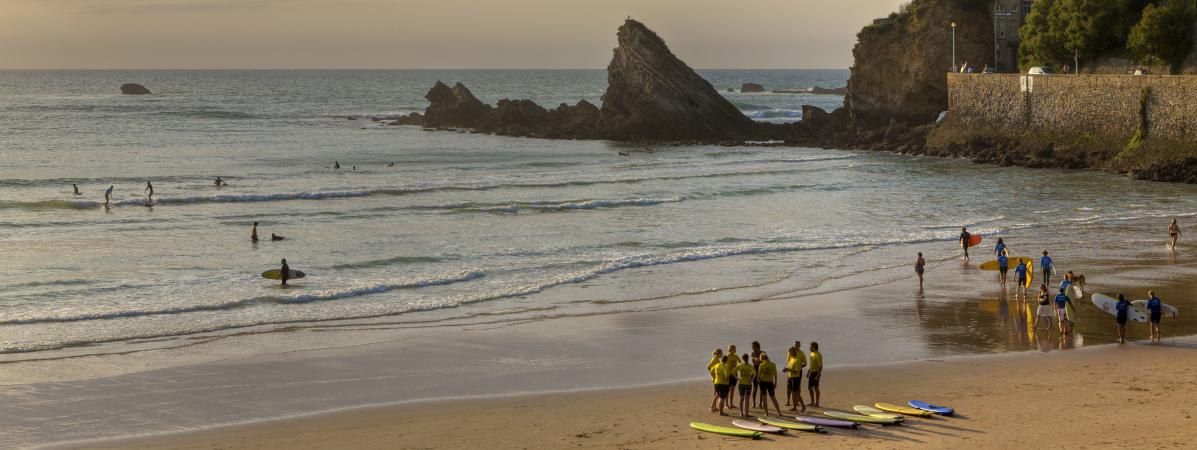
{"left": 998, "top": 253, "right": 1010, "bottom": 286}
{"left": 1040, "top": 251, "right": 1054, "bottom": 285}
{"left": 1014, "top": 260, "right": 1028, "bottom": 298}
{"left": 994, "top": 238, "right": 1008, "bottom": 257}
{"left": 1114, "top": 293, "right": 1131, "bottom": 343}
{"left": 1147, "top": 290, "right": 1163, "bottom": 342}
{"left": 1054, "top": 287, "right": 1072, "bottom": 335}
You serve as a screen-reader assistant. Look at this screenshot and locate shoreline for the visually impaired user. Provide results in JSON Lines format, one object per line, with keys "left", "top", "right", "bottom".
{"left": 70, "top": 337, "right": 1197, "bottom": 449}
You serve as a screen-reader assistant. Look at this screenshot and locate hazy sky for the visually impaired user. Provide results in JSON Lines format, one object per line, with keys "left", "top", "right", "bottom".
{"left": 0, "top": 0, "right": 907, "bottom": 69}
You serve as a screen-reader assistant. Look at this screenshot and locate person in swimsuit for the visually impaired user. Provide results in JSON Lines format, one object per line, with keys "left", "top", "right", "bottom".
{"left": 104, "top": 185, "right": 114, "bottom": 210}
{"left": 915, "top": 252, "right": 926, "bottom": 288}
{"left": 1033, "top": 284, "right": 1054, "bottom": 333}
{"left": 1114, "top": 293, "right": 1131, "bottom": 343}
{"left": 280, "top": 258, "right": 290, "bottom": 286}
{"left": 1040, "top": 251, "right": 1054, "bottom": 285}
{"left": 251, "top": 222, "right": 260, "bottom": 243}
{"left": 735, "top": 353, "right": 755, "bottom": 418}
{"left": 807, "top": 342, "right": 822, "bottom": 407}
{"left": 144, "top": 181, "right": 154, "bottom": 203}
{"left": 1169, "top": 219, "right": 1180, "bottom": 251}
{"left": 756, "top": 353, "right": 781, "bottom": 416}
{"left": 959, "top": 227, "right": 971, "bottom": 259}
{"left": 1147, "top": 290, "right": 1163, "bottom": 342}
{"left": 1054, "top": 287, "right": 1072, "bottom": 335}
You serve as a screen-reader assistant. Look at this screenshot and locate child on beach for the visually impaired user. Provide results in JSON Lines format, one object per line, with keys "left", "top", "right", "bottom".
{"left": 1147, "top": 290, "right": 1163, "bottom": 342}
{"left": 725, "top": 345, "right": 740, "bottom": 405}
{"left": 1041, "top": 251, "right": 1054, "bottom": 285}
{"left": 1054, "top": 287, "right": 1072, "bottom": 335}
{"left": 807, "top": 342, "right": 822, "bottom": 407}
{"left": 1034, "top": 284, "right": 1054, "bottom": 334}
{"left": 1014, "top": 260, "right": 1028, "bottom": 297}
{"left": 709, "top": 354, "right": 730, "bottom": 415}
{"left": 1115, "top": 293, "right": 1131, "bottom": 343}
{"left": 735, "top": 353, "right": 755, "bottom": 417}
{"left": 756, "top": 353, "right": 781, "bottom": 416}
{"left": 783, "top": 346, "right": 806, "bottom": 412}
{"left": 915, "top": 253, "right": 926, "bottom": 288}
{"left": 1169, "top": 219, "right": 1181, "bottom": 251}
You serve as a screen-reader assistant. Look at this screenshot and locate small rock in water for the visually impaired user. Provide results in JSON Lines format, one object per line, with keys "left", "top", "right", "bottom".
{"left": 740, "top": 83, "right": 765, "bottom": 93}
{"left": 120, "top": 83, "right": 151, "bottom": 95}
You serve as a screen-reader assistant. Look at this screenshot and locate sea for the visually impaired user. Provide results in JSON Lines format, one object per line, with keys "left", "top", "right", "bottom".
{"left": 2, "top": 70, "right": 1197, "bottom": 445}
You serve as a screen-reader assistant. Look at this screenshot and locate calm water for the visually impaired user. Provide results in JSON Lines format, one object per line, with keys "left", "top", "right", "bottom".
{"left": 0, "top": 69, "right": 1194, "bottom": 361}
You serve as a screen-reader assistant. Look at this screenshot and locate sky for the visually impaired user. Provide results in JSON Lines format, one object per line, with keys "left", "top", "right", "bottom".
{"left": 0, "top": 0, "right": 908, "bottom": 69}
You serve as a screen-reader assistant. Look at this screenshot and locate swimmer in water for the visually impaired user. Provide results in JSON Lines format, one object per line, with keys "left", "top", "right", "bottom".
{"left": 333, "top": 161, "right": 340, "bottom": 169}
{"left": 271, "top": 233, "right": 286, "bottom": 241}
{"left": 104, "top": 185, "right": 113, "bottom": 209}
{"left": 72, "top": 184, "right": 81, "bottom": 195}
{"left": 215, "top": 177, "right": 225, "bottom": 187}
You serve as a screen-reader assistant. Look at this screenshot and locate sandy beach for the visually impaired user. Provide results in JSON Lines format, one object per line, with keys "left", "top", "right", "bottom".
{"left": 77, "top": 340, "right": 1196, "bottom": 449}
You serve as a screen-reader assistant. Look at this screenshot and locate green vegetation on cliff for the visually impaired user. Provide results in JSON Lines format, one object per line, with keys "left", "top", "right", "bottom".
{"left": 1019, "top": 0, "right": 1196, "bottom": 73}
{"left": 1128, "top": 0, "right": 1196, "bottom": 72}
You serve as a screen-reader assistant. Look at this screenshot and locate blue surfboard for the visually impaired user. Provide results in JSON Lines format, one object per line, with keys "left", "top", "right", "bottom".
{"left": 908, "top": 400, "right": 955, "bottom": 415}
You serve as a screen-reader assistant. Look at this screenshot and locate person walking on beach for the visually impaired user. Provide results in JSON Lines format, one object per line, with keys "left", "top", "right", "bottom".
{"left": 994, "top": 237, "right": 1008, "bottom": 257}
{"left": 279, "top": 258, "right": 290, "bottom": 286}
{"left": 1147, "top": 290, "right": 1163, "bottom": 342}
{"left": 1014, "top": 259, "right": 1029, "bottom": 298}
{"left": 251, "top": 222, "right": 260, "bottom": 243}
{"left": 915, "top": 253, "right": 926, "bottom": 288}
{"left": 725, "top": 345, "right": 740, "bottom": 405}
{"left": 1054, "top": 287, "right": 1072, "bottom": 335}
{"left": 1041, "top": 251, "right": 1054, "bottom": 285}
{"left": 807, "top": 342, "right": 822, "bottom": 407}
{"left": 783, "top": 346, "right": 806, "bottom": 412}
{"left": 1033, "top": 284, "right": 1054, "bottom": 334}
{"left": 144, "top": 181, "right": 154, "bottom": 204}
{"left": 709, "top": 354, "right": 731, "bottom": 415}
{"left": 756, "top": 353, "right": 782, "bottom": 416}
{"left": 749, "top": 341, "right": 764, "bottom": 408}
{"left": 1114, "top": 293, "right": 1132, "bottom": 343}
{"left": 104, "top": 185, "right": 113, "bottom": 210}
{"left": 735, "top": 353, "right": 755, "bottom": 418}
{"left": 1169, "top": 219, "right": 1181, "bottom": 251}
{"left": 998, "top": 253, "right": 1010, "bottom": 286}
{"left": 72, "top": 184, "right": 81, "bottom": 195}
{"left": 960, "top": 227, "right": 972, "bottom": 259}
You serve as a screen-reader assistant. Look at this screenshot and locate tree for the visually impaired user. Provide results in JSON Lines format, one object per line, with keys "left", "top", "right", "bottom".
{"left": 1128, "top": 0, "right": 1195, "bottom": 72}
{"left": 1019, "top": 0, "right": 1147, "bottom": 70}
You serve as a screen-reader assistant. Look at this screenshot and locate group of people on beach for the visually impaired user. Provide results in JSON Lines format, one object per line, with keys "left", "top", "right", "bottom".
{"left": 706, "top": 341, "right": 822, "bottom": 418}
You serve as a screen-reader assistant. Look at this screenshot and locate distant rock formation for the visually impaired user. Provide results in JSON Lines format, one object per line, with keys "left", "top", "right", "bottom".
{"left": 398, "top": 20, "right": 777, "bottom": 143}
{"left": 808, "top": 86, "right": 848, "bottom": 95}
{"left": 120, "top": 83, "right": 151, "bottom": 95}
{"left": 740, "top": 83, "right": 766, "bottom": 93}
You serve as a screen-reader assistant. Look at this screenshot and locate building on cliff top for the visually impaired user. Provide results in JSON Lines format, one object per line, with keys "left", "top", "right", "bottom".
{"left": 993, "top": 0, "right": 1033, "bottom": 72}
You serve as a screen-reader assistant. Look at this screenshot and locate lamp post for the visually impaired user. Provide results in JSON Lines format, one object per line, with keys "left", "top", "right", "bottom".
{"left": 951, "top": 22, "right": 958, "bottom": 73}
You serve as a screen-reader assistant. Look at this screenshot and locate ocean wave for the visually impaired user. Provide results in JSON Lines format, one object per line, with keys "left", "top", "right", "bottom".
{"left": 157, "top": 110, "right": 262, "bottom": 120}
{"left": 0, "top": 270, "right": 485, "bottom": 326}
{"left": 437, "top": 197, "right": 684, "bottom": 214}
{"left": 744, "top": 109, "right": 802, "bottom": 119}
{"left": 330, "top": 255, "right": 447, "bottom": 270}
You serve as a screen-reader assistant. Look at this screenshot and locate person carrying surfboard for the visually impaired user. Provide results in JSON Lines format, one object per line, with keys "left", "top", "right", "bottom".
{"left": 1169, "top": 219, "right": 1180, "bottom": 251}
{"left": 279, "top": 259, "right": 290, "bottom": 286}
{"left": 1054, "top": 287, "right": 1072, "bottom": 335}
{"left": 1114, "top": 293, "right": 1132, "bottom": 343}
{"left": 735, "top": 353, "right": 755, "bottom": 418}
{"left": 994, "top": 238, "right": 1008, "bottom": 257}
{"left": 1040, "top": 251, "right": 1054, "bottom": 285}
{"left": 756, "top": 353, "right": 781, "bottom": 416}
{"left": 959, "top": 227, "right": 971, "bottom": 259}
{"left": 1147, "top": 290, "right": 1163, "bottom": 342}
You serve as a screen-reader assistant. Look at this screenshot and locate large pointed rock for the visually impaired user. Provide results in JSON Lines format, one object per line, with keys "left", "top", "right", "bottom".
{"left": 598, "top": 20, "right": 758, "bottom": 141}
{"left": 422, "top": 81, "right": 492, "bottom": 129}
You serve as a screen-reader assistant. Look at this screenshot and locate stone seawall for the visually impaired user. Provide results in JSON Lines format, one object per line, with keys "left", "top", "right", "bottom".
{"left": 946, "top": 73, "right": 1197, "bottom": 141}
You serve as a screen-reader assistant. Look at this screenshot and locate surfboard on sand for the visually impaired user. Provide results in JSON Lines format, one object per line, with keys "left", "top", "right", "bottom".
{"left": 1132, "top": 300, "right": 1179, "bottom": 318}
{"left": 908, "top": 400, "right": 955, "bottom": 415}
{"left": 755, "top": 416, "right": 824, "bottom": 433}
{"left": 875, "top": 402, "right": 934, "bottom": 417}
{"left": 1092, "top": 293, "right": 1148, "bottom": 322}
{"left": 853, "top": 405, "right": 904, "bottom": 421}
{"left": 731, "top": 420, "right": 785, "bottom": 434}
{"left": 979, "top": 256, "right": 1033, "bottom": 270}
{"left": 689, "top": 422, "right": 760, "bottom": 438}
{"left": 262, "top": 269, "right": 306, "bottom": 280}
{"left": 823, "top": 410, "right": 901, "bottom": 424}
{"left": 796, "top": 416, "right": 858, "bottom": 428}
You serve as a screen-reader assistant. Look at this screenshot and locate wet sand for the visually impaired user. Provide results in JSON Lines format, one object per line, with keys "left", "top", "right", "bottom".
{"left": 79, "top": 339, "right": 1197, "bottom": 449}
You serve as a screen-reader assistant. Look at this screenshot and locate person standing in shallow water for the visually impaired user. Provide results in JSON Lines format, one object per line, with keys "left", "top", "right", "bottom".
{"left": 144, "top": 181, "right": 154, "bottom": 203}
{"left": 915, "top": 252, "right": 926, "bottom": 287}
{"left": 959, "top": 227, "right": 971, "bottom": 259}
{"left": 1114, "top": 293, "right": 1131, "bottom": 343}
{"left": 251, "top": 222, "right": 260, "bottom": 243}
{"left": 104, "top": 185, "right": 113, "bottom": 210}
{"left": 72, "top": 184, "right": 81, "bottom": 195}
{"left": 1041, "top": 251, "right": 1054, "bottom": 286}
{"left": 1169, "top": 219, "right": 1180, "bottom": 251}
{"left": 280, "top": 259, "right": 290, "bottom": 286}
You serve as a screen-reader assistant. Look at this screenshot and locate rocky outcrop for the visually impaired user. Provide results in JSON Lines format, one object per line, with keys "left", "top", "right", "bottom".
{"left": 397, "top": 20, "right": 773, "bottom": 143}
{"left": 808, "top": 86, "right": 848, "bottom": 95}
{"left": 120, "top": 83, "right": 151, "bottom": 95}
{"left": 740, "top": 83, "right": 766, "bottom": 93}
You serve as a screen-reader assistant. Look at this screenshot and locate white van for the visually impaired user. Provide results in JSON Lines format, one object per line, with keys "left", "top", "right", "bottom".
{"left": 1028, "top": 66, "right": 1054, "bottom": 75}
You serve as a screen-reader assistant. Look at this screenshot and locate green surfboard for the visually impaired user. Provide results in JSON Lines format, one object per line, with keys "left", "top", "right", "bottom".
{"left": 262, "top": 269, "right": 306, "bottom": 280}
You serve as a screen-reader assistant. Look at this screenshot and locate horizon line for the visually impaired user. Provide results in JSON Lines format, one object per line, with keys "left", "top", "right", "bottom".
{"left": 0, "top": 67, "right": 850, "bottom": 72}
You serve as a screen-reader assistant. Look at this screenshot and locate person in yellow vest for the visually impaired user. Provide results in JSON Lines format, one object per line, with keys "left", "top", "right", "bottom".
{"left": 735, "top": 352, "right": 756, "bottom": 418}
{"left": 756, "top": 352, "right": 782, "bottom": 416}
{"left": 783, "top": 345, "right": 806, "bottom": 411}
{"left": 709, "top": 354, "right": 731, "bottom": 415}
{"left": 807, "top": 342, "right": 823, "bottom": 407}
{"left": 749, "top": 341, "right": 764, "bottom": 409}
{"left": 725, "top": 345, "right": 740, "bottom": 405}
{"left": 706, "top": 348, "right": 723, "bottom": 412}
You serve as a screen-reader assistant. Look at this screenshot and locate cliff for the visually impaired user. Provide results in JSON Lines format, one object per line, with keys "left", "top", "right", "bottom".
{"left": 400, "top": 20, "right": 788, "bottom": 143}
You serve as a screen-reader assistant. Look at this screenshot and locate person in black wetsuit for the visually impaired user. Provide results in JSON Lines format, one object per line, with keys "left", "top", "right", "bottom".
{"left": 280, "top": 259, "right": 290, "bottom": 286}
{"left": 959, "top": 227, "right": 972, "bottom": 259}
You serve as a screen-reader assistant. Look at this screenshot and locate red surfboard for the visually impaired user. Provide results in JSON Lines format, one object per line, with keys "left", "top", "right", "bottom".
{"left": 966, "top": 235, "right": 983, "bottom": 248}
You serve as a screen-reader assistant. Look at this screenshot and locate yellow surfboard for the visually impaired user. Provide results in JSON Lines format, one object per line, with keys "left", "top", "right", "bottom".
{"left": 1025, "top": 260, "right": 1034, "bottom": 288}
{"left": 875, "top": 402, "right": 935, "bottom": 417}
{"left": 979, "top": 256, "right": 1033, "bottom": 270}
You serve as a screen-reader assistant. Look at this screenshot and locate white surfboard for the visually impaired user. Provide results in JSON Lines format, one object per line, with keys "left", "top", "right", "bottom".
{"left": 1132, "top": 300, "right": 1179, "bottom": 318}
{"left": 1092, "top": 293, "right": 1148, "bottom": 322}
{"left": 732, "top": 420, "right": 785, "bottom": 434}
